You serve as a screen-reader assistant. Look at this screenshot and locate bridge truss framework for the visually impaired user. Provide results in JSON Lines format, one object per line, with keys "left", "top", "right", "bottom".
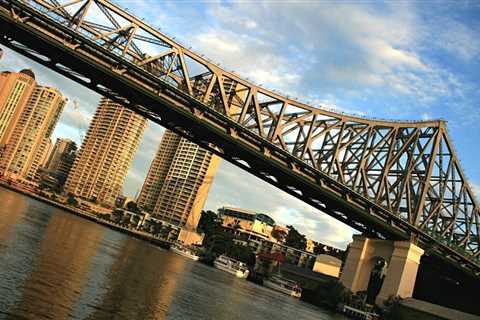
{"left": 0, "top": 0, "right": 478, "bottom": 276}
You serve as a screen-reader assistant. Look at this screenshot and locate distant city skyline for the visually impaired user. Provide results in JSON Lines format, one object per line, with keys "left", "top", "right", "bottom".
{"left": 0, "top": 1, "right": 478, "bottom": 249}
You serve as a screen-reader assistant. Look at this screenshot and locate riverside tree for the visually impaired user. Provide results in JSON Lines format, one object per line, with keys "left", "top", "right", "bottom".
{"left": 227, "top": 244, "right": 256, "bottom": 267}
{"left": 67, "top": 194, "right": 78, "bottom": 206}
{"left": 126, "top": 201, "right": 141, "bottom": 213}
{"left": 197, "top": 210, "right": 218, "bottom": 237}
{"left": 285, "top": 225, "right": 307, "bottom": 250}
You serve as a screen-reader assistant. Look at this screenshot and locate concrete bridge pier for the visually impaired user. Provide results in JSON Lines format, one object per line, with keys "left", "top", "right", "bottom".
{"left": 340, "top": 236, "right": 424, "bottom": 305}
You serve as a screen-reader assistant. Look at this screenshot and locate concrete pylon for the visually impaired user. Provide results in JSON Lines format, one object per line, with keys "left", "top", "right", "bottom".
{"left": 376, "top": 241, "right": 424, "bottom": 304}
{"left": 340, "top": 236, "right": 424, "bottom": 305}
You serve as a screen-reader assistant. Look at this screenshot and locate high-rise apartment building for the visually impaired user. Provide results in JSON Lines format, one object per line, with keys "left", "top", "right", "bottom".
{"left": 40, "top": 138, "right": 53, "bottom": 168}
{"left": 138, "top": 130, "right": 220, "bottom": 230}
{"left": 43, "top": 138, "right": 77, "bottom": 185}
{"left": 138, "top": 131, "right": 181, "bottom": 212}
{"left": 65, "top": 98, "right": 147, "bottom": 206}
{"left": 46, "top": 138, "right": 76, "bottom": 171}
{"left": 0, "top": 85, "right": 66, "bottom": 181}
{"left": 0, "top": 69, "right": 37, "bottom": 149}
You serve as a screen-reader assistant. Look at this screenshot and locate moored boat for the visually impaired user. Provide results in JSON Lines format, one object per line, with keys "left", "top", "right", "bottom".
{"left": 213, "top": 255, "right": 250, "bottom": 279}
{"left": 263, "top": 275, "right": 302, "bottom": 298}
{"left": 170, "top": 243, "right": 200, "bottom": 261}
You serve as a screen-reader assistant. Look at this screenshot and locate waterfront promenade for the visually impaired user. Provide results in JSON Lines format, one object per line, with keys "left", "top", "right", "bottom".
{"left": 0, "top": 182, "right": 172, "bottom": 249}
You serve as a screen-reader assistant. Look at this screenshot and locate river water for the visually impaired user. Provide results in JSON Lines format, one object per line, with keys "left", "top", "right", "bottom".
{"left": 0, "top": 188, "right": 347, "bottom": 320}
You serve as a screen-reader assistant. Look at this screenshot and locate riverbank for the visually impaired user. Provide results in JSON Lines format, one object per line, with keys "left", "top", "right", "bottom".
{"left": 0, "top": 183, "right": 357, "bottom": 319}
{"left": 0, "top": 182, "right": 171, "bottom": 249}
{"left": 1, "top": 189, "right": 344, "bottom": 320}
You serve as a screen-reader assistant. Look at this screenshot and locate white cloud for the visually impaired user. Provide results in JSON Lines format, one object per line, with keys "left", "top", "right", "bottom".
{"left": 268, "top": 205, "right": 356, "bottom": 248}
{"left": 192, "top": 29, "right": 301, "bottom": 92}
{"left": 55, "top": 100, "right": 92, "bottom": 137}
{"left": 433, "top": 18, "right": 480, "bottom": 61}
{"left": 123, "top": 122, "right": 164, "bottom": 197}
{"left": 367, "top": 39, "right": 424, "bottom": 69}
{"left": 199, "top": 1, "right": 473, "bottom": 113}
{"left": 421, "top": 113, "right": 431, "bottom": 121}
{"left": 472, "top": 182, "right": 480, "bottom": 201}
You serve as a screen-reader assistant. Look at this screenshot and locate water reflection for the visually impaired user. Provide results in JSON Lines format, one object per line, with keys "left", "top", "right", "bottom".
{"left": 0, "top": 189, "right": 28, "bottom": 247}
{"left": 0, "top": 188, "right": 346, "bottom": 320}
{"left": 85, "top": 240, "right": 187, "bottom": 320}
{"left": 6, "top": 202, "right": 104, "bottom": 320}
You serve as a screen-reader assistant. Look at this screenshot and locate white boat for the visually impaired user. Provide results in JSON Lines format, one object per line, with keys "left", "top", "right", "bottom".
{"left": 213, "top": 255, "right": 250, "bottom": 279}
{"left": 170, "top": 243, "right": 200, "bottom": 261}
{"left": 263, "top": 275, "right": 302, "bottom": 298}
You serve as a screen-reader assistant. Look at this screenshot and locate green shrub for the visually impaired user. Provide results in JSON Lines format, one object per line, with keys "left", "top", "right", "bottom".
{"left": 67, "top": 195, "right": 78, "bottom": 206}
{"left": 382, "top": 295, "right": 404, "bottom": 320}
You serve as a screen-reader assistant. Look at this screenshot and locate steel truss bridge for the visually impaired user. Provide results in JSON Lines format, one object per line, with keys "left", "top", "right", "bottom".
{"left": 0, "top": 0, "right": 478, "bottom": 277}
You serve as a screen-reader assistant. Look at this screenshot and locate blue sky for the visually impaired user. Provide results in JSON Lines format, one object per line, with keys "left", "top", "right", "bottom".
{"left": 1, "top": 0, "right": 479, "bottom": 248}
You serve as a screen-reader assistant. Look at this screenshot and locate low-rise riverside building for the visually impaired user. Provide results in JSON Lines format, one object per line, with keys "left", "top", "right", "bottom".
{"left": 114, "top": 195, "right": 134, "bottom": 208}
{"left": 216, "top": 206, "right": 345, "bottom": 274}
{"left": 306, "top": 239, "right": 316, "bottom": 253}
{"left": 256, "top": 240, "right": 317, "bottom": 268}
{"left": 312, "top": 254, "right": 342, "bottom": 278}
{"left": 271, "top": 224, "right": 289, "bottom": 243}
{"left": 106, "top": 208, "right": 180, "bottom": 241}
{"left": 218, "top": 206, "right": 276, "bottom": 240}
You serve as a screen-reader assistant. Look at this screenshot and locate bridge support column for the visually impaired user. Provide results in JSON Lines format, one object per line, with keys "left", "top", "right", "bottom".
{"left": 339, "top": 236, "right": 371, "bottom": 293}
{"left": 375, "top": 241, "right": 424, "bottom": 305}
{"left": 340, "top": 236, "right": 424, "bottom": 305}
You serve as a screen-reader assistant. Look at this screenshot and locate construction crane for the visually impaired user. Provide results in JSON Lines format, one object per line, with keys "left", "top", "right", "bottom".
{"left": 71, "top": 98, "right": 87, "bottom": 143}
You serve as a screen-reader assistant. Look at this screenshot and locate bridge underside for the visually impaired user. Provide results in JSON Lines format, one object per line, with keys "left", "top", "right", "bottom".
{"left": 0, "top": 24, "right": 397, "bottom": 238}
{"left": 414, "top": 253, "right": 480, "bottom": 315}
{"left": 0, "top": 0, "right": 478, "bottom": 278}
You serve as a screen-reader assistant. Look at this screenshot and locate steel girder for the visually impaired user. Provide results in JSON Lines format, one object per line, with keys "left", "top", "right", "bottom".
{"left": 0, "top": 0, "right": 478, "bottom": 276}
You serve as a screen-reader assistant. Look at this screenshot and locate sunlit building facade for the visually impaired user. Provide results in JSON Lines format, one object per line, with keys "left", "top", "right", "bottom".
{"left": 39, "top": 138, "right": 77, "bottom": 187}
{"left": 0, "top": 85, "right": 66, "bottom": 181}
{"left": 0, "top": 69, "right": 37, "bottom": 150}
{"left": 65, "top": 98, "right": 147, "bottom": 206}
{"left": 46, "top": 138, "right": 76, "bottom": 171}
{"left": 218, "top": 206, "right": 276, "bottom": 239}
{"left": 138, "top": 131, "right": 181, "bottom": 212}
{"left": 39, "top": 138, "right": 53, "bottom": 169}
{"left": 138, "top": 130, "right": 220, "bottom": 230}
